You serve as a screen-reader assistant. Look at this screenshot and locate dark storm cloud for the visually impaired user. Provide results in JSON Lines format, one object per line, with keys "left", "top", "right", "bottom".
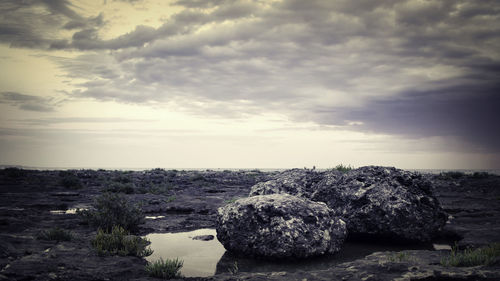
{"left": 311, "top": 79, "right": 500, "bottom": 152}
{"left": 0, "top": 92, "right": 56, "bottom": 112}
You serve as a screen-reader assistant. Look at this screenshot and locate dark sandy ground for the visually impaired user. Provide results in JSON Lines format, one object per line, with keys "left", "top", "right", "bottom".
{"left": 0, "top": 168, "right": 499, "bottom": 280}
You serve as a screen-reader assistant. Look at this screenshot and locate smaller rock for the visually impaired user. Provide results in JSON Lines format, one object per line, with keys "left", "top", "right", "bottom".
{"left": 192, "top": 235, "right": 214, "bottom": 241}
{"left": 216, "top": 194, "right": 347, "bottom": 259}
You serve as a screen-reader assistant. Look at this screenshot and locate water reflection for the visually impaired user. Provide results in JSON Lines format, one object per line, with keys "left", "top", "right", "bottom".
{"left": 144, "top": 229, "right": 225, "bottom": 277}
{"left": 145, "top": 228, "right": 438, "bottom": 277}
{"left": 215, "top": 241, "right": 433, "bottom": 274}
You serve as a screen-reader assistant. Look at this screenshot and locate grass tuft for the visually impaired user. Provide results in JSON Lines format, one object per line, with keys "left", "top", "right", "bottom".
{"left": 37, "top": 227, "right": 73, "bottom": 241}
{"left": 388, "top": 252, "right": 412, "bottom": 262}
{"left": 334, "top": 164, "right": 353, "bottom": 173}
{"left": 228, "top": 261, "right": 239, "bottom": 275}
{"left": 145, "top": 258, "right": 184, "bottom": 279}
{"left": 92, "top": 225, "right": 153, "bottom": 257}
{"left": 441, "top": 243, "right": 500, "bottom": 267}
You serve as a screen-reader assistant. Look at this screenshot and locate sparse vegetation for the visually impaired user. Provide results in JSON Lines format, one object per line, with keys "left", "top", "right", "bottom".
{"left": 59, "top": 171, "right": 83, "bottom": 189}
{"left": 224, "top": 197, "right": 241, "bottom": 204}
{"left": 190, "top": 173, "right": 206, "bottom": 182}
{"left": 165, "top": 195, "right": 176, "bottom": 203}
{"left": 2, "top": 167, "right": 28, "bottom": 179}
{"left": 438, "top": 171, "right": 465, "bottom": 180}
{"left": 228, "top": 261, "right": 239, "bottom": 275}
{"left": 388, "top": 252, "right": 411, "bottom": 262}
{"left": 37, "top": 227, "right": 73, "bottom": 242}
{"left": 79, "top": 193, "right": 144, "bottom": 233}
{"left": 441, "top": 243, "right": 500, "bottom": 267}
{"left": 142, "top": 184, "right": 172, "bottom": 195}
{"left": 92, "top": 226, "right": 153, "bottom": 257}
{"left": 112, "top": 174, "right": 133, "bottom": 183}
{"left": 145, "top": 258, "right": 184, "bottom": 279}
{"left": 103, "top": 182, "right": 136, "bottom": 194}
{"left": 472, "top": 172, "right": 490, "bottom": 179}
{"left": 334, "top": 164, "right": 353, "bottom": 173}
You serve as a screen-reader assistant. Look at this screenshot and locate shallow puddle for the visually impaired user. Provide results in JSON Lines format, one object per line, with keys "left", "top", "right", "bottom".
{"left": 433, "top": 243, "right": 452, "bottom": 250}
{"left": 145, "top": 215, "right": 165, "bottom": 220}
{"left": 144, "top": 229, "right": 225, "bottom": 277}
{"left": 144, "top": 228, "right": 439, "bottom": 277}
{"left": 50, "top": 206, "right": 88, "bottom": 214}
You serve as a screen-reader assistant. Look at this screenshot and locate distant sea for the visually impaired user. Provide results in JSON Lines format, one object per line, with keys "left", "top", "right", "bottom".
{"left": 1, "top": 165, "right": 499, "bottom": 175}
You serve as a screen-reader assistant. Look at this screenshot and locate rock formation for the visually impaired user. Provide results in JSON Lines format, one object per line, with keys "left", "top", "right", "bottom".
{"left": 249, "top": 166, "right": 447, "bottom": 242}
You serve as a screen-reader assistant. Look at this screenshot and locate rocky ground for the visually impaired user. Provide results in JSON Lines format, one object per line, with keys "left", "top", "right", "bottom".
{"left": 0, "top": 168, "right": 499, "bottom": 280}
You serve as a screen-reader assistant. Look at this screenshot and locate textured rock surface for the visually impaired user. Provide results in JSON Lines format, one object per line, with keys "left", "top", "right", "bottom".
{"left": 206, "top": 250, "right": 500, "bottom": 281}
{"left": 249, "top": 168, "right": 327, "bottom": 198}
{"left": 215, "top": 194, "right": 346, "bottom": 259}
{"left": 312, "top": 166, "right": 448, "bottom": 241}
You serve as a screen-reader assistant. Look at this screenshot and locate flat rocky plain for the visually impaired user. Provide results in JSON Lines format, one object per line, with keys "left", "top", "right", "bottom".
{"left": 0, "top": 168, "right": 499, "bottom": 280}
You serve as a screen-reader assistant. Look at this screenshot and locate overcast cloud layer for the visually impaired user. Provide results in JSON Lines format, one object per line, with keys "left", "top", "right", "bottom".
{"left": 1, "top": 0, "right": 499, "bottom": 168}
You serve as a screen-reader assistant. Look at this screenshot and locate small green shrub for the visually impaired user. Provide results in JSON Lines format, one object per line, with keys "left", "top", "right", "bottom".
{"left": 59, "top": 171, "right": 83, "bottom": 189}
{"left": 334, "top": 164, "right": 353, "bottom": 173}
{"left": 441, "top": 243, "right": 500, "bottom": 267}
{"left": 79, "top": 193, "right": 144, "bottom": 233}
{"left": 92, "top": 226, "right": 153, "bottom": 257}
{"left": 37, "top": 227, "right": 73, "bottom": 241}
{"left": 103, "top": 182, "right": 136, "bottom": 194}
{"left": 145, "top": 258, "right": 183, "bottom": 279}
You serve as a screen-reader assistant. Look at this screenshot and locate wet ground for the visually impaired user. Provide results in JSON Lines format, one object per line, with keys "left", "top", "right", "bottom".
{"left": 0, "top": 168, "right": 499, "bottom": 280}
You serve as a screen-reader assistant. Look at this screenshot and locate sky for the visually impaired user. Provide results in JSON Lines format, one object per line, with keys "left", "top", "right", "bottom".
{"left": 0, "top": 0, "right": 499, "bottom": 169}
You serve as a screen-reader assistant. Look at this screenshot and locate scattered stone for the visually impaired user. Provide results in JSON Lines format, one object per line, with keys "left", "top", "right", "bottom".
{"left": 216, "top": 194, "right": 347, "bottom": 259}
{"left": 192, "top": 235, "right": 215, "bottom": 241}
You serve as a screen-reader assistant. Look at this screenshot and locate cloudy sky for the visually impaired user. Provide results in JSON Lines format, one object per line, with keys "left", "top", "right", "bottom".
{"left": 0, "top": 0, "right": 499, "bottom": 169}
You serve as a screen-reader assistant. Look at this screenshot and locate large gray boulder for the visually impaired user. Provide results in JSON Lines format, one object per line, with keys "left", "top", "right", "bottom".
{"left": 249, "top": 168, "right": 327, "bottom": 198}
{"left": 311, "top": 166, "right": 447, "bottom": 242}
{"left": 215, "top": 194, "right": 347, "bottom": 259}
